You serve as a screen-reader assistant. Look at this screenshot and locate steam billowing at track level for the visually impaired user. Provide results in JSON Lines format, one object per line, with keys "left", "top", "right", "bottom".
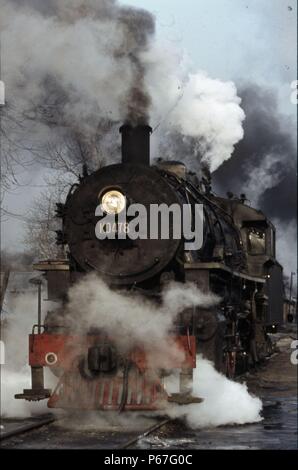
{"left": 1, "top": 280, "right": 262, "bottom": 428}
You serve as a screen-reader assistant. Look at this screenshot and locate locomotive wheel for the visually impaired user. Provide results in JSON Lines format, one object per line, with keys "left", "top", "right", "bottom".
{"left": 265, "top": 335, "right": 273, "bottom": 356}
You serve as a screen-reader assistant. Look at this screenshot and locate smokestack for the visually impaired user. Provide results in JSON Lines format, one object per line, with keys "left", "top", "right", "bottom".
{"left": 120, "top": 124, "right": 152, "bottom": 166}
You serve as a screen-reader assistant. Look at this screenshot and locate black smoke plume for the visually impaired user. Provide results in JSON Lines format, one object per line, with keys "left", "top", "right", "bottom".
{"left": 213, "top": 84, "right": 297, "bottom": 224}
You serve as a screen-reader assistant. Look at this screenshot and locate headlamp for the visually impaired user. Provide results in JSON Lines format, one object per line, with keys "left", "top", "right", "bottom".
{"left": 101, "top": 190, "right": 126, "bottom": 215}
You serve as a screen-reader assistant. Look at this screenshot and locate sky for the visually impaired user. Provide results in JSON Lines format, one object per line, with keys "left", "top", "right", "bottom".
{"left": 1, "top": 0, "right": 297, "bottom": 252}
{"left": 123, "top": 0, "right": 297, "bottom": 114}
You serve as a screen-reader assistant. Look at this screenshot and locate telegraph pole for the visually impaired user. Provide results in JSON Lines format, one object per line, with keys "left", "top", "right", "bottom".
{"left": 288, "top": 272, "right": 296, "bottom": 320}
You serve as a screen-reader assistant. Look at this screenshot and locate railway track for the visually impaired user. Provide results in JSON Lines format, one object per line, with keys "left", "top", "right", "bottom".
{"left": 0, "top": 413, "right": 172, "bottom": 449}
{"left": 0, "top": 414, "right": 57, "bottom": 442}
{"left": 120, "top": 418, "right": 171, "bottom": 449}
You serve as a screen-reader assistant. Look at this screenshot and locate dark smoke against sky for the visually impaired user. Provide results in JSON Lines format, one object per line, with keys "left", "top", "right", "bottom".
{"left": 213, "top": 84, "right": 297, "bottom": 224}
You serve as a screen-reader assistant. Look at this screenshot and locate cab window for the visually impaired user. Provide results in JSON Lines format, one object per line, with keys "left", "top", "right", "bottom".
{"left": 247, "top": 228, "right": 266, "bottom": 255}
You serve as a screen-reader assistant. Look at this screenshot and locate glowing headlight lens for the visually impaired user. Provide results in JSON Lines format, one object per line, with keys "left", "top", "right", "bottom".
{"left": 101, "top": 190, "right": 126, "bottom": 215}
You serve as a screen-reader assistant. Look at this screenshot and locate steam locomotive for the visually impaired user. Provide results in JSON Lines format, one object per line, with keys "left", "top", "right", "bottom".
{"left": 16, "top": 125, "right": 284, "bottom": 411}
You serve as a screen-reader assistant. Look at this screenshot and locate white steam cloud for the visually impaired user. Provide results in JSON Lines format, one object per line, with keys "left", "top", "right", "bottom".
{"left": 66, "top": 274, "right": 218, "bottom": 369}
{"left": 146, "top": 59, "right": 245, "bottom": 171}
{"left": 66, "top": 276, "right": 262, "bottom": 428}
{"left": 165, "top": 356, "right": 263, "bottom": 428}
{"left": 1, "top": 291, "right": 52, "bottom": 418}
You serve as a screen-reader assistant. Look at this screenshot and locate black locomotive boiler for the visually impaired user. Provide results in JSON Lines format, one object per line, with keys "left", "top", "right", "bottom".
{"left": 16, "top": 125, "right": 284, "bottom": 410}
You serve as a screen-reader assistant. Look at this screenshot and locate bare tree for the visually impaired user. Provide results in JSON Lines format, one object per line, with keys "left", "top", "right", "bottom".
{"left": 22, "top": 175, "right": 69, "bottom": 259}
{"left": 0, "top": 104, "right": 34, "bottom": 193}
{"left": 1, "top": 83, "right": 121, "bottom": 259}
